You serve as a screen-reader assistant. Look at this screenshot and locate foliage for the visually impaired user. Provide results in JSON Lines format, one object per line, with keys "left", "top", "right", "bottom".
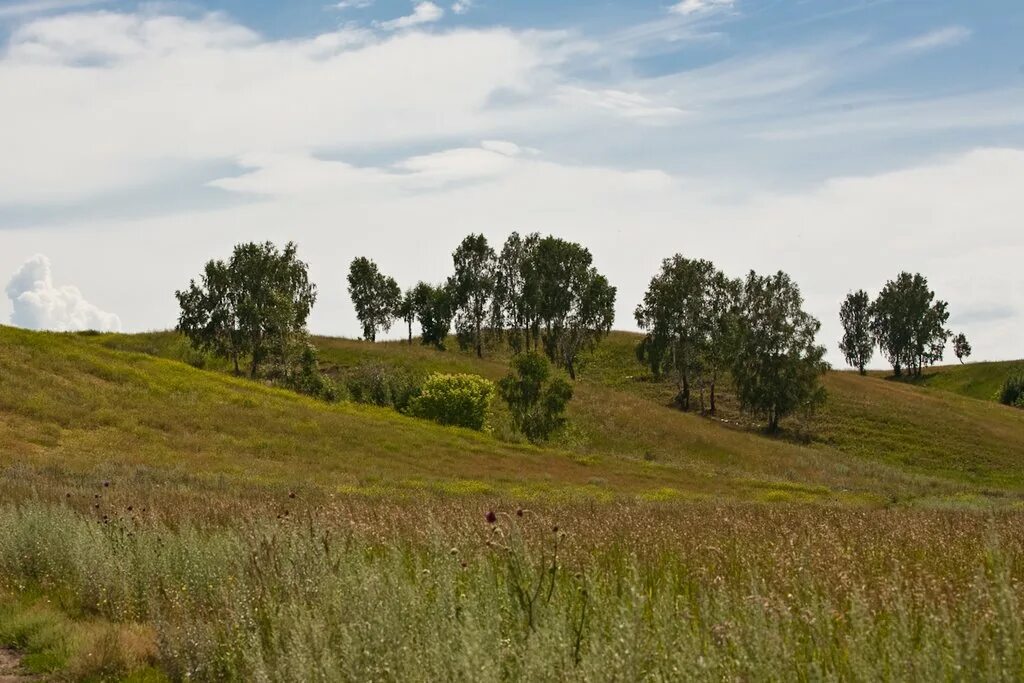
{"left": 175, "top": 241, "right": 317, "bottom": 378}
{"left": 635, "top": 255, "right": 740, "bottom": 412}
{"left": 343, "top": 362, "right": 423, "bottom": 412}
{"left": 498, "top": 352, "right": 574, "bottom": 441}
{"left": 347, "top": 257, "right": 401, "bottom": 342}
{"left": 839, "top": 289, "right": 874, "bottom": 375}
{"left": 870, "top": 272, "right": 950, "bottom": 377}
{"left": 732, "top": 270, "right": 829, "bottom": 432}
{"left": 408, "top": 373, "right": 495, "bottom": 430}
{"left": 532, "top": 237, "right": 616, "bottom": 379}
{"left": 449, "top": 234, "right": 497, "bottom": 358}
{"left": 397, "top": 289, "right": 417, "bottom": 344}
{"left": 411, "top": 282, "right": 454, "bottom": 349}
{"left": 492, "top": 232, "right": 542, "bottom": 353}
{"left": 953, "top": 332, "right": 972, "bottom": 365}
{"left": 268, "top": 334, "right": 337, "bottom": 401}
{"left": 999, "top": 374, "right": 1024, "bottom": 408}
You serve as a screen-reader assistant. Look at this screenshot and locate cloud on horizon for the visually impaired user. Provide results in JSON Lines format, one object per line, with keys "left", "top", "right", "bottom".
{"left": 5, "top": 254, "right": 121, "bottom": 332}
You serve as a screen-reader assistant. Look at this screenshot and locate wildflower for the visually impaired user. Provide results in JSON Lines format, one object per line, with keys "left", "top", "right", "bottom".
{"left": 486, "top": 510, "right": 497, "bottom": 524}
{"left": 289, "top": 491, "right": 296, "bottom": 499}
{"left": 516, "top": 508, "right": 524, "bottom": 517}
{"left": 103, "top": 481, "right": 110, "bottom": 488}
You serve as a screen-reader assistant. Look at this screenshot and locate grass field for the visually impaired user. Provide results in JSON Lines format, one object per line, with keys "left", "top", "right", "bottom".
{"left": 2, "top": 325, "right": 1024, "bottom": 680}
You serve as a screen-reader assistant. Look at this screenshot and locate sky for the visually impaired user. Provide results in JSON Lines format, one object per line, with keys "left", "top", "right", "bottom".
{"left": 0, "top": 0, "right": 1022, "bottom": 367}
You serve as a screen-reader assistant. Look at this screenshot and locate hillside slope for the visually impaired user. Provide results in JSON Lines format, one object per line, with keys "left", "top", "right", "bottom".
{"left": 4, "top": 326, "right": 1024, "bottom": 508}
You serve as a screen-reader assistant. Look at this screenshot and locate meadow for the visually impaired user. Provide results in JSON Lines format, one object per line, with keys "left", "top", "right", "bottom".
{"left": 2, "top": 325, "right": 1024, "bottom": 680}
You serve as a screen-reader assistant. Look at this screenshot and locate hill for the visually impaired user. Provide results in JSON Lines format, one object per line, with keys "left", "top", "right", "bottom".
{"left": 4, "top": 326, "right": 1024, "bottom": 680}
{"left": 10, "top": 325, "right": 1019, "bottom": 507}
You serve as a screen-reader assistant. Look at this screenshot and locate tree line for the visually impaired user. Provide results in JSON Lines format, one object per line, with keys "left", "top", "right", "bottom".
{"left": 347, "top": 232, "right": 616, "bottom": 380}
{"left": 839, "top": 272, "right": 969, "bottom": 377}
{"left": 174, "top": 237, "right": 976, "bottom": 434}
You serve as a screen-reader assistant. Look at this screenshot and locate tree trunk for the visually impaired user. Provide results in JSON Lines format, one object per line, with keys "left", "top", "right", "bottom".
{"left": 476, "top": 321, "right": 483, "bottom": 358}
{"left": 232, "top": 352, "right": 240, "bottom": 375}
{"left": 407, "top": 321, "right": 413, "bottom": 345}
{"left": 249, "top": 357, "right": 259, "bottom": 379}
{"left": 709, "top": 381, "right": 716, "bottom": 414}
{"left": 567, "top": 356, "right": 577, "bottom": 381}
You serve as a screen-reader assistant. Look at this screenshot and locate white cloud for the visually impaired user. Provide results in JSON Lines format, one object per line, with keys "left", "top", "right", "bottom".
{"left": 333, "top": 0, "right": 374, "bottom": 9}
{"left": 0, "top": 11, "right": 566, "bottom": 204}
{"left": 5, "top": 254, "right": 121, "bottom": 332}
{"left": 896, "top": 25, "right": 972, "bottom": 53}
{"left": 0, "top": 0, "right": 107, "bottom": 18}
{"left": 451, "top": 1, "right": 472, "bottom": 15}
{"left": 376, "top": 2, "right": 444, "bottom": 31}
{"left": 669, "top": 0, "right": 734, "bottom": 16}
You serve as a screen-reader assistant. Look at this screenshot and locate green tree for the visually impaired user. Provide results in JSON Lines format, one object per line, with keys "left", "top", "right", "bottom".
{"left": 634, "top": 255, "right": 716, "bottom": 410}
{"left": 397, "top": 289, "right": 416, "bottom": 344}
{"left": 449, "top": 234, "right": 496, "bottom": 358}
{"left": 698, "top": 270, "right": 742, "bottom": 414}
{"left": 347, "top": 257, "right": 401, "bottom": 342}
{"left": 498, "top": 351, "right": 574, "bottom": 441}
{"left": 412, "top": 281, "right": 453, "bottom": 350}
{"left": 952, "top": 332, "right": 972, "bottom": 364}
{"left": 176, "top": 241, "right": 316, "bottom": 379}
{"left": 732, "top": 270, "right": 828, "bottom": 432}
{"left": 870, "top": 272, "right": 950, "bottom": 377}
{"left": 532, "top": 236, "right": 616, "bottom": 379}
{"left": 839, "top": 290, "right": 874, "bottom": 375}
{"left": 492, "top": 231, "right": 541, "bottom": 353}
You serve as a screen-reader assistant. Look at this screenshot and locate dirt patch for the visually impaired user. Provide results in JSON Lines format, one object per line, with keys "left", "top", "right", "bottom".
{"left": 0, "top": 648, "right": 36, "bottom": 682}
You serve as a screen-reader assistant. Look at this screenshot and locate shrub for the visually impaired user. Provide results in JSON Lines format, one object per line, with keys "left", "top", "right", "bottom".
{"left": 408, "top": 373, "right": 495, "bottom": 430}
{"left": 498, "top": 352, "right": 573, "bottom": 441}
{"left": 999, "top": 374, "right": 1024, "bottom": 408}
{"left": 343, "top": 362, "right": 423, "bottom": 412}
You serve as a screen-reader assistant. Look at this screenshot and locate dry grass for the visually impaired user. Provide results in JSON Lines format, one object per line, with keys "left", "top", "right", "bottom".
{"left": 3, "top": 325, "right": 1024, "bottom": 679}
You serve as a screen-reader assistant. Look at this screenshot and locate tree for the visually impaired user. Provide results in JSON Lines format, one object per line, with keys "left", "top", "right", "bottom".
{"left": 953, "top": 332, "right": 972, "bottom": 364}
{"left": 697, "top": 270, "right": 742, "bottom": 414}
{"left": 449, "top": 234, "right": 496, "bottom": 358}
{"left": 498, "top": 352, "right": 574, "bottom": 441}
{"left": 532, "top": 236, "right": 616, "bottom": 379}
{"left": 492, "top": 231, "right": 541, "bottom": 353}
{"left": 411, "top": 281, "right": 453, "bottom": 350}
{"left": 869, "top": 272, "right": 949, "bottom": 377}
{"left": 634, "top": 255, "right": 716, "bottom": 410}
{"left": 839, "top": 290, "right": 873, "bottom": 375}
{"left": 732, "top": 270, "right": 828, "bottom": 432}
{"left": 397, "top": 289, "right": 416, "bottom": 344}
{"left": 176, "top": 241, "right": 317, "bottom": 379}
{"left": 347, "top": 257, "right": 401, "bottom": 342}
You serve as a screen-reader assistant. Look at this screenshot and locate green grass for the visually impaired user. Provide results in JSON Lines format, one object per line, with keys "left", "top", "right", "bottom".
{"left": 4, "top": 325, "right": 1024, "bottom": 679}
{"left": 869, "top": 359, "right": 1024, "bottom": 402}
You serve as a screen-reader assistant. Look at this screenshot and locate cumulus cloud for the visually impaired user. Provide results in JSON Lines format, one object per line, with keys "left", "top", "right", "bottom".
{"left": 377, "top": 2, "right": 444, "bottom": 31}
{"left": 5, "top": 254, "right": 121, "bottom": 332}
{"left": 0, "top": 0, "right": 107, "bottom": 18}
{"left": 451, "top": 1, "right": 472, "bottom": 15}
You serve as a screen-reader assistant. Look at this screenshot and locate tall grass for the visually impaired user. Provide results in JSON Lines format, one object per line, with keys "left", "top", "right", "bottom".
{"left": 2, "top": 500, "right": 1024, "bottom": 681}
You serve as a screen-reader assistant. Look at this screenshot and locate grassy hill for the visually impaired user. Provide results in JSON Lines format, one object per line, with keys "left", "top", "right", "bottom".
{"left": 9, "top": 325, "right": 1017, "bottom": 506}
{"left": 3, "top": 325, "right": 1024, "bottom": 680}
{"left": 869, "top": 359, "right": 1024, "bottom": 402}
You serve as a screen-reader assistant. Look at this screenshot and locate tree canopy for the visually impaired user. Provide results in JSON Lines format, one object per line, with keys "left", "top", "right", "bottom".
{"left": 839, "top": 290, "right": 874, "bottom": 375}
{"left": 347, "top": 257, "right": 401, "bottom": 342}
{"left": 176, "top": 241, "right": 316, "bottom": 379}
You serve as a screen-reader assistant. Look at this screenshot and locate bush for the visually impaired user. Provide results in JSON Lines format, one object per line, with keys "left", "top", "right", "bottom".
{"left": 408, "top": 373, "right": 495, "bottom": 430}
{"left": 342, "top": 363, "right": 423, "bottom": 411}
{"left": 498, "top": 352, "right": 573, "bottom": 441}
{"left": 999, "top": 374, "right": 1024, "bottom": 408}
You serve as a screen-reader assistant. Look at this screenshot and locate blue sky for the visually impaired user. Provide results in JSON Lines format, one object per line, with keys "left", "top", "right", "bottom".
{"left": 0, "top": 0, "right": 1022, "bottom": 365}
